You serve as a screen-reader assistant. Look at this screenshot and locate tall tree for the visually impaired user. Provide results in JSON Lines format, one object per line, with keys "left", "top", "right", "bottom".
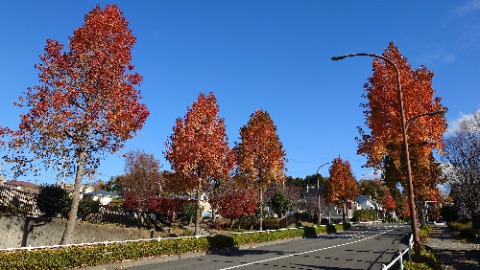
{"left": 164, "top": 92, "right": 233, "bottom": 236}
{"left": 325, "top": 157, "right": 359, "bottom": 223}
{"left": 356, "top": 42, "right": 447, "bottom": 206}
{"left": 7, "top": 5, "right": 149, "bottom": 244}
{"left": 443, "top": 111, "right": 480, "bottom": 222}
{"left": 121, "top": 150, "right": 162, "bottom": 225}
{"left": 234, "top": 110, "right": 287, "bottom": 231}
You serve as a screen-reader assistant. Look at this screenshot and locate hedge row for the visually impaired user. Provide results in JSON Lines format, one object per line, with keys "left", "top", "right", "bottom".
{"left": 0, "top": 224, "right": 345, "bottom": 269}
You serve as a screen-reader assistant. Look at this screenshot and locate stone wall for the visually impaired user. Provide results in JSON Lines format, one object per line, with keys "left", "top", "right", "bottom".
{"left": 0, "top": 215, "right": 163, "bottom": 249}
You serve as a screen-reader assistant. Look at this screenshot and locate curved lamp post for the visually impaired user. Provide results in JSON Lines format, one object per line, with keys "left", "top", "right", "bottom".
{"left": 316, "top": 162, "right": 330, "bottom": 224}
{"left": 331, "top": 52, "right": 421, "bottom": 261}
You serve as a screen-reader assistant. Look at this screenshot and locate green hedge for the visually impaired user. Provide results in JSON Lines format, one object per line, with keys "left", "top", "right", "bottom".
{"left": 0, "top": 224, "right": 344, "bottom": 269}
{"left": 448, "top": 221, "right": 477, "bottom": 240}
{"left": 418, "top": 224, "right": 431, "bottom": 242}
{"left": 404, "top": 246, "right": 437, "bottom": 270}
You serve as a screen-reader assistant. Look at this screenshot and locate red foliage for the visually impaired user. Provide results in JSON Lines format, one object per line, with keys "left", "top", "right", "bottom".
{"left": 147, "top": 197, "right": 191, "bottom": 216}
{"left": 234, "top": 110, "right": 287, "bottom": 188}
{"left": 357, "top": 42, "right": 447, "bottom": 198}
{"left": 164, "top": 92, "right": 233, "bottom": 192}
{"left": 326, "top": 157, "right": 359, "bottom": 204}
{"left": 217, "top": 188, "right": 258, "bottom": 221}
{"left": 122, "top": 192, "right": 142, "bottom": 211}
{"left": 379, "top": 191, "right": 397, "bottom": 212}
{"left": 123, "top": 193, "right": 192, "bottom": 220}
{"left": 9, "top": 5, "right": 149, "bottom": 179}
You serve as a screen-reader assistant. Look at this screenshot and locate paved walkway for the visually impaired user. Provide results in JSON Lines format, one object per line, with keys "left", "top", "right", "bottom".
{"left": 425, "top": 225, "right": 480, "bottom": 270}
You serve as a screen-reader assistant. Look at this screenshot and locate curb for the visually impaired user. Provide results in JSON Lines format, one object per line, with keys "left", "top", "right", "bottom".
{"left": 78, "top": 237, "right": 304, "bottom": 270}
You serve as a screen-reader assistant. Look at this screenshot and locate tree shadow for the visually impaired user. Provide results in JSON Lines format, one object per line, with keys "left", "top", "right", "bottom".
{"left": 434, "top": 248, "right": 480, "bottom": 270}
{"left": 21, "top": 216, "right": 50, "bottom": 247}
{"left": 208, "top": 246, "right": 293, "bottom": 257}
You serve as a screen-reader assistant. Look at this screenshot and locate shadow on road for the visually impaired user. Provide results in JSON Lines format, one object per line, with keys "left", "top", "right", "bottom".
{"left": 209, "top": 247, "right": 293, "bottom": 257}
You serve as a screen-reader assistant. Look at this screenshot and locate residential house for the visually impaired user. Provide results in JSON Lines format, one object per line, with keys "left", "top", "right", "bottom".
{"left": 83, "top": 190, "right": 120, "bottom": 205}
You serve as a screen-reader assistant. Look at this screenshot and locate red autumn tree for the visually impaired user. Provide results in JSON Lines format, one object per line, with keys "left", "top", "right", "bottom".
{"left": 164, "top": 92, "right": 234, "bottom": 236}
{"left": 325, "top": 157, "right": 359, "bottom": 223}
{"left": 234, "top": 110, "right": 287, "bottom": 231}
{"left": 121, "top": 150, "right": 162, "bottom": 225}
{"left": 215, "top": 186, "right": 258, "bottom": 229}
{"left": 8, "top": 5, "right": 148, "bottom": 244}
{"left": 356, "top": 42, "right": 447, "bottom": 197}
{"left": 379, "top": 191, "right": 397, "bottom": 212}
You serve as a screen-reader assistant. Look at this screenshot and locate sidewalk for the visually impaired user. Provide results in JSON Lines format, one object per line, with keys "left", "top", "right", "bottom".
{"left": 425, "top": 225, "right": 480, "bottom": 270}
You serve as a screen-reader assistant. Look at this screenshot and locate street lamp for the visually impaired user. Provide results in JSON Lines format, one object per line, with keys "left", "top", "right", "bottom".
{"left": 331, "top": 52, "right": 421, "bottom": 261}
{"left": 316, "top": 162, "right": 330, "bottom": 224}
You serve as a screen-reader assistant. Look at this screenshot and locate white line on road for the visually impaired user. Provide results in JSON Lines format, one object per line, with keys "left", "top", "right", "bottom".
{"left": 219, "top": 229, "right": 396, "bottom": 270}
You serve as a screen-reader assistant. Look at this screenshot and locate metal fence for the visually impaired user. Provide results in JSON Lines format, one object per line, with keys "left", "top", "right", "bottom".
{"left": 381, "top": 234, "right": 413, "bottom": 270}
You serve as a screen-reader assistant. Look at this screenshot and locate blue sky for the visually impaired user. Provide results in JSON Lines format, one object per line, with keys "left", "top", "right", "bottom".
{"left": 1, "top": 1, "right": 480, "bottom": 185}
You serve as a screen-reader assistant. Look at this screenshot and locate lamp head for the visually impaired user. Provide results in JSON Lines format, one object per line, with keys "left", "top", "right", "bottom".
{"left": 331, "top": 55, "right": 347, "bottom": 61}
{"left": 428, "top": 110, "right": 447, "bottom": 116}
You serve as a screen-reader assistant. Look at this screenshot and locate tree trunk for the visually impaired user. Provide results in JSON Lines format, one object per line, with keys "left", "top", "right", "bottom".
{"left": 343, "top": 199, "right": 347, "bottom": 224}
{"left": 60, "top": 148, "right": 86, "bottom": 245}
{"left": 259, "top": 186, "right": 263, "bottom": 231}
{"left": 212, "top": 208, "right": 217, "bottom": 224}
{"left": 194, "top": 180, "right": 201, "bottom": 236}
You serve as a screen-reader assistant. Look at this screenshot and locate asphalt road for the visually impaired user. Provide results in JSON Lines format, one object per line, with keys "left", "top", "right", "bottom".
{"left": 125, "top": 225, "right": 411, "bottom": 270}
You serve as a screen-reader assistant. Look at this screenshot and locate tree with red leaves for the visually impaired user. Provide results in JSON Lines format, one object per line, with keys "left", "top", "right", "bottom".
{"left": 121, "top": 150, "right": 162, "bottom": 226}
{"left": 356, "top": 42, "right": 447, "bottom": 202}
{"left": 8, "top": 5, "right": 149, "bottom": 244}
{"left": 379, "top": 191, "right": 397, "bottom": 212}
{"left": 325, "top": 157, "right": 359, "bottom": 223}
{"left": 216, "top": 186, "right": 258, "bottom": 229}
{"left": 164, "top": 92, "right": 234, "bottom": 235}
{"left": 234, "top": 110, "right": 287, "bottom": 231}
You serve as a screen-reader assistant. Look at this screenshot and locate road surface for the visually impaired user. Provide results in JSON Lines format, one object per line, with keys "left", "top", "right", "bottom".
{"left": 126, "top": 225, "right": 411, "bottom": 270}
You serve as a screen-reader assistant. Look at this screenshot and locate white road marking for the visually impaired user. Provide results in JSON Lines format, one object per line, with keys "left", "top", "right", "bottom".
{"left": 219, "top": 228, "right": 396, "bottom": 270}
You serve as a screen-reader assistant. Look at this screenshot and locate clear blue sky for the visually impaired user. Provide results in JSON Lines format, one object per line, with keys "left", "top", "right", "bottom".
{"left": 1, "top": 1, "right": 479, "bottom": 185}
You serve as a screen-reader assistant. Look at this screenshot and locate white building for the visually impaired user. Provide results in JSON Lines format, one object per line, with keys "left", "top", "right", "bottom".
{"left": 84, "top": 190, "right": 120, "bottom": 205}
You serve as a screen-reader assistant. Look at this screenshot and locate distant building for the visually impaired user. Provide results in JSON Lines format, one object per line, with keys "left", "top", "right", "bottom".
{"left": 84, "top": 190, "right": 120, "bottom": 205}
{"left": 4, "top": 180, "right": 42, "bottom": 193}
{"left": 61, "top": 183, "right": 95, "bottom": 199}
{"left": 355, "top": 195, "right": 381, "bottom": 211}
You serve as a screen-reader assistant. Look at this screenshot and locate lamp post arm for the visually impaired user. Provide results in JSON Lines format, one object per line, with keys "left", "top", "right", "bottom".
{"left": 406, "top": 110, "right": 447, "bottom": 131}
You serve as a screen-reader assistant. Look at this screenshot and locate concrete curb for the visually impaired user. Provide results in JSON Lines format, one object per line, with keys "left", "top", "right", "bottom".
{"left": 78, "top": 237, "right": 304, "bottom": 270}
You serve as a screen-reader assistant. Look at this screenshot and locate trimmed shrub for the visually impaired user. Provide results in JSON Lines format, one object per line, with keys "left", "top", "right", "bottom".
{"left": 418, "top": 224, "right": 431, "bottom": 242}
{"left": 404, "top": 246, "right": 436, "bottom": 270}
{"left": 343, "top": 222, "right": 352, "bottom": 230}
{"left": 352, "top": 209, "right": 376, "bottom": 222}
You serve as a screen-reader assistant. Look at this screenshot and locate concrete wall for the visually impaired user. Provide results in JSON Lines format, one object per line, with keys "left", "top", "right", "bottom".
{"left": 0, "top": 215, "right": 163, "bottom": 249}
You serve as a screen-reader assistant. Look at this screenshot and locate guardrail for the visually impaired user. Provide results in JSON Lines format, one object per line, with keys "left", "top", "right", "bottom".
{"left": 381, "top": 234, "right": 413, "bottom": 270}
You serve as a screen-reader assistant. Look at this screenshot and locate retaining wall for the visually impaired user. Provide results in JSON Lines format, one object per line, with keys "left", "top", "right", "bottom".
{"left": 0, "top": 215, "right": 162, "bottom": 249}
